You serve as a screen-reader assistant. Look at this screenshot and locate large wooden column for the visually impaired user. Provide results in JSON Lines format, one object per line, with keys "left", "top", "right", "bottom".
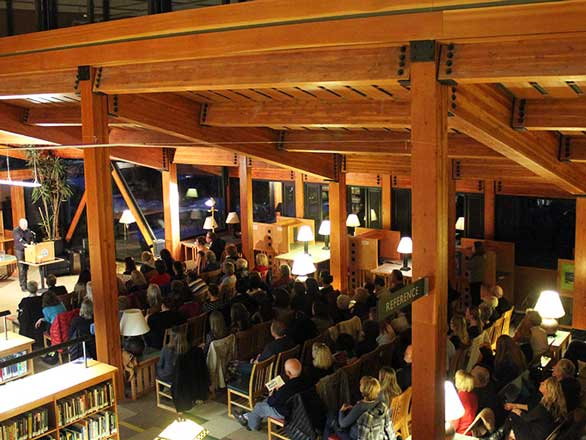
{"left": 10, "top": 185, "right": 25, "bottom": 227}
{"left": 79, "top": 66, "right": 123, "bottom": 389}
{"left": 162, "top": 162, "right": 181, "bottom": 260}
{"left": 329, "top": 169, "right": 348, "bottom": 292}
{"left": 382, "top": 174, "right": 392, "bottom": 230}
{"left": 448, "top": 166, "right": 456, "bottom": 287}
{"left": 239, "top": 157, "right": 254, "bottom": 263}
{"left": 294, "top": 172, "right": 304, "bottom": 218}
{"left": 484, "top": 180, "right": 495, "bottom": 240}
{"left": 574, "top": 198, "right": 586, "bottom": 329}
{"left": 410, "top": 42, "right": 449, "bottom": 440}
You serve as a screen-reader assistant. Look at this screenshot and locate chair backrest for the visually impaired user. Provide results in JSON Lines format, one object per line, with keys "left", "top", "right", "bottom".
{"left": 359, "top": 347, "right": 382, "bottom": 379}
{"left": 253, "top": 321, "right": 273, "bottom": 356}
{"left": 200, "top": 269, "right": 222, "bottom": 284}
{"left": 391, "top": 386, "right": 412, "bottom": 439}
{"left": 57, "top": 293, "right": 73, "bottom": 311}
{"left": 449, "top": 348, "right": 470, "bottom": 379}
{"left": 466, "top": 330, "right": 490, "bottom": 371}
{"left": 490, "top": 316, "right": 505, "bottom": 349}
{"left": 249, "top": 355, "right": 275, "bottom": 401}
{"left": 187, "top": 312, "right": 208, "bottom": 347}
{"left": 163, "top": 322, "right": 188, "bottom": 348}
{"left": 235, "top": 326, "right": 257, "bottom": 360}
{"left": 502, "top": 307, "right": 514, "bottom": 336}
{"left": 273, "top": 344, "right": 300, "bottom": 379}
{"left": 301, "top": 331, "right": 330, "bottom": 366}
{"left": 340, "top": 358, "right": 363, "bottom": 401}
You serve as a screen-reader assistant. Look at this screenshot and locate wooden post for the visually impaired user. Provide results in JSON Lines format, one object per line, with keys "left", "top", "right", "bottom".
{"left": 382, "top": 174, "right": 392, "bottom": 230}
{"left": 79, "top": 66, "right": 123, "bottom": 393}
{"left": 448, "top": 165, "right": 456, "bottom": 287}
{"left": 239, "top": 156, "right": 254, "bottom": 263}
{"left": 410, "top": 42, "right": 448, "bottom": 440}
{"left": 65, "top": 191, "right": 87, "bottom": 242}
{"left": 574, "top": 198, "right": 586, "bottom": 329}
{"left": 484, "top": 180, "right": 495, "bottom": 240}
{"left": 10, "top": 186, "right": 25, "bottom": 228}
{"left": 295, "top": 172, "right": 304, "bottom": 218}
{"left": 162, "top": 162, "right": 181, "bottom": 260}
{"left": 329, "top": 168, "right": 348, "bottom": 292}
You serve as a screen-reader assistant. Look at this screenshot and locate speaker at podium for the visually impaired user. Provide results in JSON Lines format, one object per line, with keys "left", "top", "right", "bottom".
{"left": 24, "top": 241, "right": 55, "bottom": 264}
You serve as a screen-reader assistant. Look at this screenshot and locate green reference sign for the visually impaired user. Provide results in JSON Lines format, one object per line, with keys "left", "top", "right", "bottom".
{"left": 377, "top": 277, "right": 429, "bottom": 321}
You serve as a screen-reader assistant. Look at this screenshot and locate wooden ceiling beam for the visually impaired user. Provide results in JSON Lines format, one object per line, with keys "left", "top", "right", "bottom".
{"left": 0, "top": 70, "right": 78, "bottom": 96}
{"left": 109, "top": 94, "right": 335, "bottom": 179}
{"left": 173, "top": 147, "right": 239, "bottom": 167}
{"left": 95, "top": 46, "right": 408, "bottom": 94}
{"left": 25, "top": 106, "right": 133, "bottom": 128}
{"left": 513, "top": 97, "right": 586, "bottom": 131}
{"left": 449, "top": 84, "right": 586, "bottom": 195}
{"left": 110, "top": 146, "right": 165, "bottom": 170}
{"left": 204, "top": 100, "right": 411, "bottom": 129}
{"left": 108, "top": 127, "right": 186, "bottom": 146}
{"left": 560, "top": 136, "right": 586, "bottom": 163}
{"left": 439, "top": 37, "right": 586, "bottom": 83}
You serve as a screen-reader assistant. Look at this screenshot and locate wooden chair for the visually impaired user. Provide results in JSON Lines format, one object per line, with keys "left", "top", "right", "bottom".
{"left": 128, "top": 351, "right": 160, "bottom": 400}
{"left": 300, "top": 331, "right": 330, "bottom": 366}
{"left": 156, "top": 379, "right": 175, "bottom": 412}
{"left": 502, "top": 307, "right": 514, "bottom": 336}
{"left": 162, "top": 322, "right": 188, "bottom": 348}
{"left": 268, "top": 417, "right": 288, "bottom": 440}
{"left": 235, "top": 326, "right": 257, "bottom": 361}
{"left": 227, "top": 355, "right": 275, "bottom": 418}
{"left": 187, "top": 312, "right": 208, "bottom": 347}
{"left": 466, "top": 330, "right": 490, "bottom": 372}
{"left": 391, "top": 386, "right": 412, "bottom": 440}
{"left": 273, "top": 345, "right": 300, "bottom": 380}
{"left": 253, "top": 321, "right": 273, "bottom": 355}
{"left": 490, "top": 316, "right": 505, "bottom": 349}
{"left": 200, "top": 268, "right": 222, "bottom": 284}
{"left": 340, "top": 358, "right": 362, "bottom": 402}
{"left": 359, "top": 347, "right": 382, "bottom": 379}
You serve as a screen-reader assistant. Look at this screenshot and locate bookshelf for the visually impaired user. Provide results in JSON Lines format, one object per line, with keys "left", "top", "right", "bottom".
{"left": 0, "top": 331, "right": 34, "bottom": 384}
{"left": 0, "top": 361, "right": 119, "bottom": 440}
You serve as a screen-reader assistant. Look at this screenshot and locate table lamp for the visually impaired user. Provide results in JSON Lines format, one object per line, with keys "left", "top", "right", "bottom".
{"left": 156, "top": 418, "right": 208, "bottom": 440}
{"left": 397, "top": 236, "right": 413, "bottom": 272}
{"left": 370, "top": 209, "right": 378, "bottom": 223}
{"left": 455, "top": 217, "right": 465, "bottom": 231}
{"left": 226, "top": 212, "right": 240, "bottom": 237}
{"left": 346, "top": 213, "right": 360, "bottom": 236}
{"left": 445, "top": 380, "right": 465, "bottom": 431}
{"left": 291, "top": 253, "right": 316, "bottom": 282}
{"left": 318, "top": 220, "right": 331, "bottom": 250}
{"left": 297, "top": 225, "right": 314, "bottom": 254}
{"left": 185, "top": 188, "right": 199, "bottom": 198}
{"left": 120, "top": 309, "right": 150, "bottom": 357}
{"left": 203, "top": 216, "right": 218, "bottom": 233}
{"left": 534, "top": 290, "right": 565, "bottom": 335}
{"left": 119, "top": 209, "right": 136, "bottom": 242}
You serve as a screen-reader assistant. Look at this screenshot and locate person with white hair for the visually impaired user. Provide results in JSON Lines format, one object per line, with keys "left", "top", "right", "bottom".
{"left": 13, "top": 218, "right": 34, "bottom": 291}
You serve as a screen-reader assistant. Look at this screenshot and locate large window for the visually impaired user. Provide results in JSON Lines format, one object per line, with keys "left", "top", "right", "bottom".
{"left": 347, "top": 186, "right": 382, "bottom": 229}
{"left": 456, "top": 192, "right": 484, "bottom": 239}
{"left": 304, "top": 183, "right": 329, "bottom": 228}
{"left": 391, "top": 188, "right": 411, "bottom": 236}
{"left": 495, "top": 196, "right": 576, "bottom": 269}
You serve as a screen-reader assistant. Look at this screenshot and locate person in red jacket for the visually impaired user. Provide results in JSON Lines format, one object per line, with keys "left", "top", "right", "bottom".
{"left": 451, "top": 370, "right": 478, "bottom": 434}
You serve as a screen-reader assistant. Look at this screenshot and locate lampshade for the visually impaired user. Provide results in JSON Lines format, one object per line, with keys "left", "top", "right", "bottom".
{"left": 297, "top": 225, "right": 314, "bottom": 242}
{"left": 370, "top": 209, "right": 378, "bottom": 222}
{"left": 226, "top": 212, "right": 240, "bottom": 224}
{"left": 119, "top": 209, "right": 136, "bottom": 225}
{"left": 291, "top": 253, "right": 316, "bottom": 276}
{"left": 445, "top": 380, "right": 466, "bottom": 421}
{"left": 455, "top": 217, "right": 465, "bottom": 231}
{"left": 346, "top": 214, "right": 360, "bottom": 227}
{"left": 120, "top": 309, "right": 150, "bottom": 336}
{"left": 318, "top": 220, "right": 331, "bottom": 236}
{"left": 397, "top": 237, "right": 413, "bottom": 254}
{"left": 185, "top": 188, "right": 199, "bottom": 198}
{"left": 204, "top": 197, "right": 216, "bottom": 208}
{"left": 535, "top": 290, "right": 565, "bottom": 319}
{"left": 155, "top": 418, "right": 208, "bottom": 440}
{"left": 203, "top": 216, "right": 218, "bottom": 230}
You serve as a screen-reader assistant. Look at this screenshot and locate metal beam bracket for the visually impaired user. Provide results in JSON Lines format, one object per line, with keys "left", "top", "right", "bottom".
{"left": 276, "top": 130, "right": 286, "bottom": 151}
{"left": 448, "top": 86, "right": 458, "bottom": 117}
{"left": 409, "top": 40, "right": 435, "bottom": 63}
{"left": 438, "top": 44, "right": 457, "bottom": 85}
{"left": 452, "top": 160, "right": 461, "bottom": 179}
{"left": 511, "top": 98, "right": 527, "bottom": 131}
{"left": 559, "top": 135, "right": 572, "bottom": 162}
{"left": 200, "top": 103, "right": 209, "bottom": 126}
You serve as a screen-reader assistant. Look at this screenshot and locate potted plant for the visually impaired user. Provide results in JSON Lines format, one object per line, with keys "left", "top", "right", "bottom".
{"left": 26, "top": 151, "right": 73, "bottom": 251}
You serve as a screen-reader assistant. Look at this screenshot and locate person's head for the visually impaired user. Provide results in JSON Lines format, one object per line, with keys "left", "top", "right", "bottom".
{"left": 274, "top": 288, "right": 290, "bottom": 309}
{"left": 248, "top": 271, "right": 262, "bottom": 290}
{"left": 168, "top": 327, "right": 189, "bottom": 355}
{"left": 450, "top": 314, "right": 469, "bottom": 345}
{"left": 305, "top": 277, "right": 319, "bottom": 295}
{"left": 525, "top": 309, "right": 542, "bottom": 327}
{"left": 256, "top": 253, "right": 269, "bottom": 268}
{"left": 363, "top": 320, "right": 380, "bottom": 342}
{"left": 46, "top": 273, "right": 57, "bottom": 288}
{"left": 147, "top": 284, "right": 162, "bottom": 308}
{"left": 553, "top": 359, "right": 576, "bottom": 381}
{"left": 141, "top": 251, "right": 155, "bottom": 266}
{"left": 467, "top": 307, "right": 482, "bottom": 330}
{"left": 284, "top": 358, "right": 302, "bottom": 379}
{"left": 206, "top": 250, "right": 217, "bottom": 265}
{"left": 312, "top": 342, "right": 333, "bottom": 370}
{"left": 205, "top": 231, "right": 216, "bottom": 243}
{"left": 378, "top": 367, "right": 402, "bottom": 401}
{"left": 455, "top": 370, "right": 474, "bottom": 392}
{"left": 495, "top": 335, "right": 526, "bottom": 370}
{"left": 491, "top": 285, "right": 504, "bottom": 299}
{"left": 336, "top": 294, "right": 351, "bottom": 311}
{"left": 335, "top": 333, "right": 355, "bottom": 354}
{"left": 155, "top": 259, "right": 167, "bottom": 275}
{"left": 161, "top": 297, "right": 175, "bottom": 312}
{"left": 160, "top": 249, "right": 172, "bottom": 262}
{"left": 270, "top": 319, "right": 287, "bottom": 339}
{"left": 80, "top": 298, "right": 93, "bottom": 320}
{"left": 279, "top": 264, "right": 291, "bottom": 279}
{"left": 223, "top": 261, "right": 235, "bottom": 276}
{"left": 130, "top": 270, "right": 147, "bottom": 288}
{"left": 360, "top": 376, "right": 381, "bottom": 401}
{"left": 225, "top": 244, "right": 238, "bottom": 259}
{"left": 124, "top": 256, "right": 136, "bottom": 272}
{"left": 230, "top": 303, "right": 250, "bottom": 331}
{"left": 42, "top": 290, "right": 60, "bottom": 308}
{"left": 540, "top": 377, "right": 568, "bottom": 421}
{"left": 471, "top": 365, "right": 491, "bottom": 388}
{"left": 390, "top": 269, "right": 403, "bottom": 286}
{"left": 404, "top": 345, "right": 413, "bottom": 364}
{"left": 18, "top": 218, "right": 28, "bottom": 230}
{"left": 171, "top": 279, "right": 185, "bottom": 296}
{"left": 173, "top": 261, "right": 185, "bottom": 277}
{"left": 195, "top": 236, "right": 207, "bottom": 249}
{"left": 380, "top": 316, "right": 397, "bottom": 338}
{"left": 320, "top": 271, "right": 333, "bottom": 286}
{"left": 478, "top": 302, "right": 493, "bottom": 324}
{"left": 209, "top": 311, "right": 227, "bottom": 340}
{"left": 235, "top": 258, "right": 248, "bottom": 273}
{"left": 483, "top": 295, "right": 499, "bottom": 309}
{"left": 374, "top": 277, "right": 386, "bottom": 291}
{"left": 77, "top": 269, "right": 91, "bottom": 285}
{"left": 353, "top": 287, "right": 369, "bottom": 304}
{"left": 26, "top": 280, "right": 38, "bottom": 295}
{"left": 293, "top": 281, "right": 306, "bottom": 297}
{"left": 313, "top": 300, "right": 329, "bottom": 319}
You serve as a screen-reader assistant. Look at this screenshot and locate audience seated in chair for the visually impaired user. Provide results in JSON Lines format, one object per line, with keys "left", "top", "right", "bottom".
{"left": 449, "top": 314, "right": 470, "bottom": 350}
{"left": 157, "top": 327, "right": 189, "bottom": 384}
{"left": 203, "top": 285, "right": 227, "bottom": 313}
{"left": 272, "top": 264, "right": 293, "bottom": 291}
{"left": 378, "top": 366, "right": 402, "bottom": 408}
{"left": 312, "top": 300, "right": 334, "bottom": 336}
{"left": 230, "top": 303, "right": 252, "bottom": 333}
{"left": 68, "top": 298, "right": 96, "bottom": 360}
{"left": 18, "top": 281, "right": 44, "bottom": 347}
{"left": 552, "top": 359, "right": 581, "bottom": 412}
{"left": 450, "top": 370, "right": 478, "bottom": 434}
{"left": 253, "top": 253, "right": 270, "bottom": 282}
{"left": 514, "top": 309, "right": 548, "bottom": 362}
{"left": 397, "top": 345, "right": 413, "bottom": 391}
{"left": 356, "top": 320, "right": 380, "bottom": 357}
{"left": 206, "top": 231, "right": 226, "bottom": 261}
{"left": 333, "top": 333, "right": 357, "bottom": 369}
{"left": 204, "top": 311, "right": 228, "bottom": 354}
{"left": 45, "top": 273, "right": 68, "bottom": 297}
{"left": 150, "top": 260, "right": 172, "bottom": 287}
{"left": 140, "top": 251, "right": 157, "bottom": 281}
{"left": 145, "top": 297, "right": 185, "bottom": 349}
{"left": 305, "top": 342, "right": 334, "bottom": 385}
{"left": 471, "top": 365, "right": 505, "bottom": 428}
{"left": 35, "top": 290, "right": 66, "bottom": 330}
{"left": 376, "top": 316, "right": 397, "bottom": 347}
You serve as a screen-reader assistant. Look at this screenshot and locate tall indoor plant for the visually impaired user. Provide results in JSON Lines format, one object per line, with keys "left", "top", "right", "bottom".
{"left": 26, "top": 150, "right": 73, "bottom": 241}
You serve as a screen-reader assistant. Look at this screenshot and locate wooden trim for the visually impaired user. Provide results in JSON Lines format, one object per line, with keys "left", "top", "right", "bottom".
{"left": 10, "top": 185, "right": 25, "bottom": 229}
{"left": 239, "top": 157, "right": 253, "bottom": 263}
{"left": 574, "top": 198, "right": 586, "bottom": 329}
{"left": 329, "top": 171, "right": 348, "bottom": 293}
{"left": 65, "top": 191, "right": 87, "bottom": 242}
{"left": 162, "top": 163, "right": 181, "bottom": 260}
{"left": 294, "top": 173, "right": 304, "bottom": 219}
{"left": 484, "top": 181, "right": 495, "bottom": 240}
{"left": 382, "top": 174, "right": 392, "bottom": 230}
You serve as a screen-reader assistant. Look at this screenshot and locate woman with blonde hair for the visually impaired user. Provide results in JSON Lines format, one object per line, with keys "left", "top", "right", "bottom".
{"left": 254, "top": 253, "right": 270, "bottom": 281}
{"left": 378, "top": 366, "right": 402, "bottom": 406}
{"left": 204, "top": 311, "right": 227, "bottom": 354}
{"left": 156, "top": 327, "right": 189, "bottom": 384}
{"left": 451, "top": 370, "right": 478, "bottom": 434}
{"left": 450, "top": 314, "right": 470, "bottom": 349}
{"left": 146, "top": 284, "right": 162, "bottom": 316}
{"left": 306, "top": 342, "right": 334, "bottom": 384}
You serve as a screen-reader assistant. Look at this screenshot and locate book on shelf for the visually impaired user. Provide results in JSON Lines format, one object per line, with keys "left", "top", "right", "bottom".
{"left": 61, "top": 411, "right": 116, "bottom": 440}
{"left": 57, "top": 382, "right": 114, "bottom": 426}
{"left": 0, "top": 351, "right": 28, "bottom": 382}
{"left": 0, "top": 406, "right": 50, "bottom": 440}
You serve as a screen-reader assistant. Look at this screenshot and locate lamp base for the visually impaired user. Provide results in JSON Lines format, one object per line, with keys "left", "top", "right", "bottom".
{"left": 400, "top": 255, "right": 411, "bottom": 272}
{"left": 541, "top": 318, "right": 559, "bottom": 336}
{"left": 322, "top": 245, "right": 330, "bottom": 250}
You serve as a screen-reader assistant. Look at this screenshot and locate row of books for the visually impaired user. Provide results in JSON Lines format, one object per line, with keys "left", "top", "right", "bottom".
{"left": 57, "top": 382, "right": 114, "bottom": 426}
{"left": 0, "top": 351, "right": 28, "bottom": 383}
{"left": 60, "top": 411, "right": 116, "bottom": 440}
{"left": 0, "top": 407, "right": 49, "bottom": 440}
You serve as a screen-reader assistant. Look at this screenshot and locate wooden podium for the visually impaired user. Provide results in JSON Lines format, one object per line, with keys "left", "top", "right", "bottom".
{"left": 24, "top": 241, "right": 55, "bottom": 264}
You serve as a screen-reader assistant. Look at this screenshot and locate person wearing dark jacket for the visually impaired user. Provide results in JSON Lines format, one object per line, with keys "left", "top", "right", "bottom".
{"left": 68, "top": 298, "right": 96, "bottom": 360}
{"left": 145, "top": 298, "right": 185, "bottom": 349}
{"left": 13, "top": 218, "right": 34, "bottom": 291}
{"left": 259, "top": 319, "right": 296, "bottom": 362}
{"left": 552, "top": 359, "right": 581, "bottom": 412}
{"left": 206, "top": 231, "right": 226, "bottom": 261}
{"left": 236, "top": 358, "right": 310, "bottom": 431}
{"left": 18, "top": 281, "right": 43, "bottom": 346}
